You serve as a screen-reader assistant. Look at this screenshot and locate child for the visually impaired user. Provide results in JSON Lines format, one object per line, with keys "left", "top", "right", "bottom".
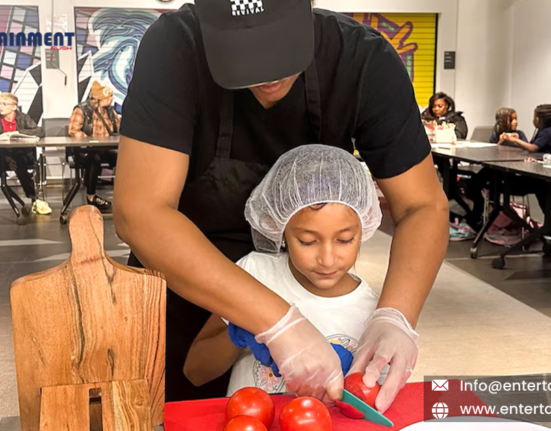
{"left": 488, "top": 108, "right": 528, "bottom": 145}
{"left": 467, "top": 105, "right": 551, "bottom": 229}
{"left": 502, "top": 104, "right": 551, "bottom": 153}
{"left": 184, "top": 144, "right": 387, "bottom": 396}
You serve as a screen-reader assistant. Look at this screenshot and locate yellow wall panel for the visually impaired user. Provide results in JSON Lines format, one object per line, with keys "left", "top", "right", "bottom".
{"left": 345, "top": 13, "right": 437, "bottom": 106}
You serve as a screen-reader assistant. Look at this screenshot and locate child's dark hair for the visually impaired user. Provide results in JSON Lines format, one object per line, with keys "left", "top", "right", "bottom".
{"left": 494, "top": 108, "right": 516, "bottom": 135}
{"left": 535, "top": 105, "right": 551, "bottom": 129}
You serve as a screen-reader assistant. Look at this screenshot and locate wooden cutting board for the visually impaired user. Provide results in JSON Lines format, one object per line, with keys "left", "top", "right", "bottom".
{"left": 11, "top": 206, "right": 166, "bottom": 431}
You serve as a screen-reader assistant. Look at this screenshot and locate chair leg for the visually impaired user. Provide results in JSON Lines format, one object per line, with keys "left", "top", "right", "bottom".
{"left": 7, "top": 185, "right": 25, "bottom": 207}
{"left": 60, "top": 167, "right": 82, "bottom": 222}
{"left": 0, "top": 155, "right": 22, "bottom": 217}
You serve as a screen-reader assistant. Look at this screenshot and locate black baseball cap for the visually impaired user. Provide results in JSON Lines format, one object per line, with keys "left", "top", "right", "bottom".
{"left": 195, "top": 0, "right": 314, "bottom": 89}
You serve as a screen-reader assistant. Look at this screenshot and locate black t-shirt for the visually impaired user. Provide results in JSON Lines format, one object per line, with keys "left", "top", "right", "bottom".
{"left": 121, "top": 5, "right": 430, "bottom": 183}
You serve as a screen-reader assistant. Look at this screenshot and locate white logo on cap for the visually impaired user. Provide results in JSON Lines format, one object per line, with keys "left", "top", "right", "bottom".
{"left": 230, "top": 0, "right": 264, "bottom": 16}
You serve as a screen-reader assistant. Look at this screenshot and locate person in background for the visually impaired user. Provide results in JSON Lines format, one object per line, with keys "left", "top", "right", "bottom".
{"left": 467, "top": 105, "right": 551, "bottom": 230}
{"left": 184, "top": 146, "right": 410, "bottom": 397}
{"left": 0, "top": 92, "right": 51, "bottom": 215}
{"left": 502, "top": 105, "right": 551, "bottom": 153}
{"left": 489, "top": 108, "right": 528, "bottom": 144}
{"left": 422, "top": 92, "right": 468, "bottom": 140}
{"left": 68, "top": 81, "right": 119, "bottom": 210}
{"left": 467, "top": 108, "right": 529, "bottom": 227}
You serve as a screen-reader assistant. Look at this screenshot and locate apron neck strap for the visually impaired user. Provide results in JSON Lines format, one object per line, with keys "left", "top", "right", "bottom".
{"left": 215, "top": 89, "right": 234, "bottom": 159}
{"left": 304, "top": 59, "right": 322, "bottom": 143}
{"left": 215, "top": 59, "right": 322, "bottom": 159}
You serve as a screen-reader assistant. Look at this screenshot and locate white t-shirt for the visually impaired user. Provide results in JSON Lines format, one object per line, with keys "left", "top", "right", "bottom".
{"left": 226, "top": 252, "right": 380, "bottom": 397}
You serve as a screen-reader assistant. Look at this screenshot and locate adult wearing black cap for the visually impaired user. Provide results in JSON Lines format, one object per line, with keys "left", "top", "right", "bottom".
{"left": 114, "top": 0, "right": 448, "bottom": 412}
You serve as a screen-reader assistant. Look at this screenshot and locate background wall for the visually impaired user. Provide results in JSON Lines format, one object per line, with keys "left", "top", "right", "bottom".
{"left": 510, "top": 0, "right": 551, "bottom": 137}
{"left": 454, "top": 0, "right": 516, "bottom": 138}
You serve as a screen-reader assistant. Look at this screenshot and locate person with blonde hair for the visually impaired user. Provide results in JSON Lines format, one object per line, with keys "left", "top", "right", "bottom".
{"left": 0, "top": 92, "right": 51, "bottom": 215}
{"left": 68, "top": 81, "right": 119, "bottom": 210}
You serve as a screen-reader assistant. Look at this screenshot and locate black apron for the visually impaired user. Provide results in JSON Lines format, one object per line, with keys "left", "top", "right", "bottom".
{"left": 128, "top": 61, "right": 323, "bottom": 402}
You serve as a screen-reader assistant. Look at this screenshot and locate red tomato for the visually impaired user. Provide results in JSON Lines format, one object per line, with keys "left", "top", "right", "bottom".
{"left": 335, "top": 400, "right": 365, "bottom": 419}
{"left": 344, "top": 373, "right": 380, "bottom": 409}
{"left": 226, "top": 387, "right": 274, "bottom": 429}
{"left": 279, "top": 397, "right": 332, "bottom": 431}
{"left": 224, "top": 416, "right": 268, "bottom": 431}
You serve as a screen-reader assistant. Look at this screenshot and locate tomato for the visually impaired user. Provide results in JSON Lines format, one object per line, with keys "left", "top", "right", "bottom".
{"left": 335, "top": 400, "right": 365, "bottom": 419}
{"left": 224, "top": 415, "right": 268, "bottom": 431}
{"left": 226, "top": 387, "right": 274, "bottom": 429}
{"left": 344, "top": 373, "right": 380, "bottom": 409}
{"left": 279, "top": 397, "right": 332, "bottom": 431}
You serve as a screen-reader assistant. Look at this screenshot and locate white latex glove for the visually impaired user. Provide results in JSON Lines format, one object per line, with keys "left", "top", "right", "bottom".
{"left": 348, "top": 307, "right": 419, "bottom": 413}
{"left": 255, "top": 305, "right": 343, "bottom": 402}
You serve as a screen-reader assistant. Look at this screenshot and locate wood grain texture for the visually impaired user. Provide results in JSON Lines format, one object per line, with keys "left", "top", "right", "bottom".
{"left": 39, "top": 380, "right": 152, "bottom": 431}
{"left": 40, "top": 385, "right": 90, "bottom": 431}
{"left": 11, "top": 206, "right": 166, "bottom": 431}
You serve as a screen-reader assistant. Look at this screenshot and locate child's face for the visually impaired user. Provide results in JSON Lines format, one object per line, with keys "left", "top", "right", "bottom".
{"left": 510, "top": 112, "right": 518, "bottom": 130}
{"left": 284, "top": 203, "right": 362, "bottom": 296}
{"left": 533, "top": 113, "right": 540, "bottom": 129}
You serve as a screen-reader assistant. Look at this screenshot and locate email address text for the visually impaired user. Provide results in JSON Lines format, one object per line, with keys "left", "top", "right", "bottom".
{"left": 461, "top": 380, "right": 551, "bottom": 394}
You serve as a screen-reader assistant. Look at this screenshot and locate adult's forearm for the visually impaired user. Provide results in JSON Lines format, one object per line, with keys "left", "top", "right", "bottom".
{"left": 114, "top": 205, "right": 290, "bottom": 334}
{"left": 377, "top": 203, "right": 448, "bottom": 327}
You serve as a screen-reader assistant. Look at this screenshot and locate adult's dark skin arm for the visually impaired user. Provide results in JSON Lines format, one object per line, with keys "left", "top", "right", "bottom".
{"left": 375, "top": 154, "right": 449, "bottom": 327}
{"left": 113, "top": 137, "right": 290, "bottom": 334}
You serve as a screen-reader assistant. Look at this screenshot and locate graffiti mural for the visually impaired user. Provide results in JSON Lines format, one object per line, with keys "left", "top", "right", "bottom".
{"left": 74, "top": 8, "right": 166, "bottom": 112}
{"left": 73, "top": 9, "right": 437, "bottom": 110}
{"left": 0, "top": 6, "right": 43, "bottom": 122}
{"left": 347, "top": 13, "right": 437, "bottom": 106}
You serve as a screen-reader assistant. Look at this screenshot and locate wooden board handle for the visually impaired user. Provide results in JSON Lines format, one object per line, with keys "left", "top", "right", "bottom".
{"left": 69, "top": 206, "right": 106, "bottom": 266}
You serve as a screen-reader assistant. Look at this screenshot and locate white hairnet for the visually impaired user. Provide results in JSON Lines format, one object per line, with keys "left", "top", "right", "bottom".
{"left": 245, "top": 144, "right": 382, "bottom": 253}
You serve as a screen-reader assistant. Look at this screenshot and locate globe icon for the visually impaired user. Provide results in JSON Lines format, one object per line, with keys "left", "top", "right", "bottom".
{"left": 432, "top": 402, "right": 449, "bottom": 419}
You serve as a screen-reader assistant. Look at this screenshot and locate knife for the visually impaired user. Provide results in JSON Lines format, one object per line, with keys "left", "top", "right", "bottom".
{"left": 341, "top": 389, "right": 394, "bottom": 427}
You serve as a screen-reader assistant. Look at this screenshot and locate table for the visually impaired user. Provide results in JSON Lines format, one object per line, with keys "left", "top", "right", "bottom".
{"left": 480, "top": 161, "right": 551, "bottom": 268}
{"left": 39, "top": 136, "right": 120, "bottom": 148}
{"left": 431, "top": 145, "right": 532, "bottom": 164}
{"left": 0, "top": 136, "right": 119, "bottom": 222}
{"left": 431, "top": 145, "right": 534, "bottom": 229}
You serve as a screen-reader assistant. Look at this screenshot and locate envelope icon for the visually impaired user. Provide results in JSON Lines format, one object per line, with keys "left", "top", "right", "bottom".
{"left": 432, "top": 380, "right": 449, "bottom": 391}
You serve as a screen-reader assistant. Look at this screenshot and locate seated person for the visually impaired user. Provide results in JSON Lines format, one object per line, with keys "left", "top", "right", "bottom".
{"left": 467, "top": 108, "right": 529, "bottom": 227}
{"left": 68, "top": 81, "right": 119, "bottom": 210}
{"left": 422, "top": 92, "right": 468, "bottom": 140}
{"left": 0, "top": 92, "right": 51, "bottom": 215}
{"left": 184, "top": 145, "right": 417, "bottom": 397}
{"left": 467, "top": 105, "right": 551, "bottom": 229}
{"left": 500, "top": 104, "right": 551, "bottom": 153}
{"left": 489, "top": 108, "right": 528, "bottom": 144}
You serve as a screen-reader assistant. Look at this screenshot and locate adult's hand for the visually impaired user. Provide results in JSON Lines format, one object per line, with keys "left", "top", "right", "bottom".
{"left": 256, "top": 306, "right": 343, "bottom": 402}
{"left": 348, "top": 308, "right": 419, "bottom": 413}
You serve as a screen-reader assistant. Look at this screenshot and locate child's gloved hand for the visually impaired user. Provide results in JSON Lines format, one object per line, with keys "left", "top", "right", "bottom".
{"left": 228, "top": 323, "right": 280, "bottom": 376}
{"left": 228, "top": 323, "right": 354, "bottom": 377}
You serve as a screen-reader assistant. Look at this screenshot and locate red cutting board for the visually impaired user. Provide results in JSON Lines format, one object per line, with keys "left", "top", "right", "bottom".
{"left": 165, "top": 381, "right": 491, "bottom": 430}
